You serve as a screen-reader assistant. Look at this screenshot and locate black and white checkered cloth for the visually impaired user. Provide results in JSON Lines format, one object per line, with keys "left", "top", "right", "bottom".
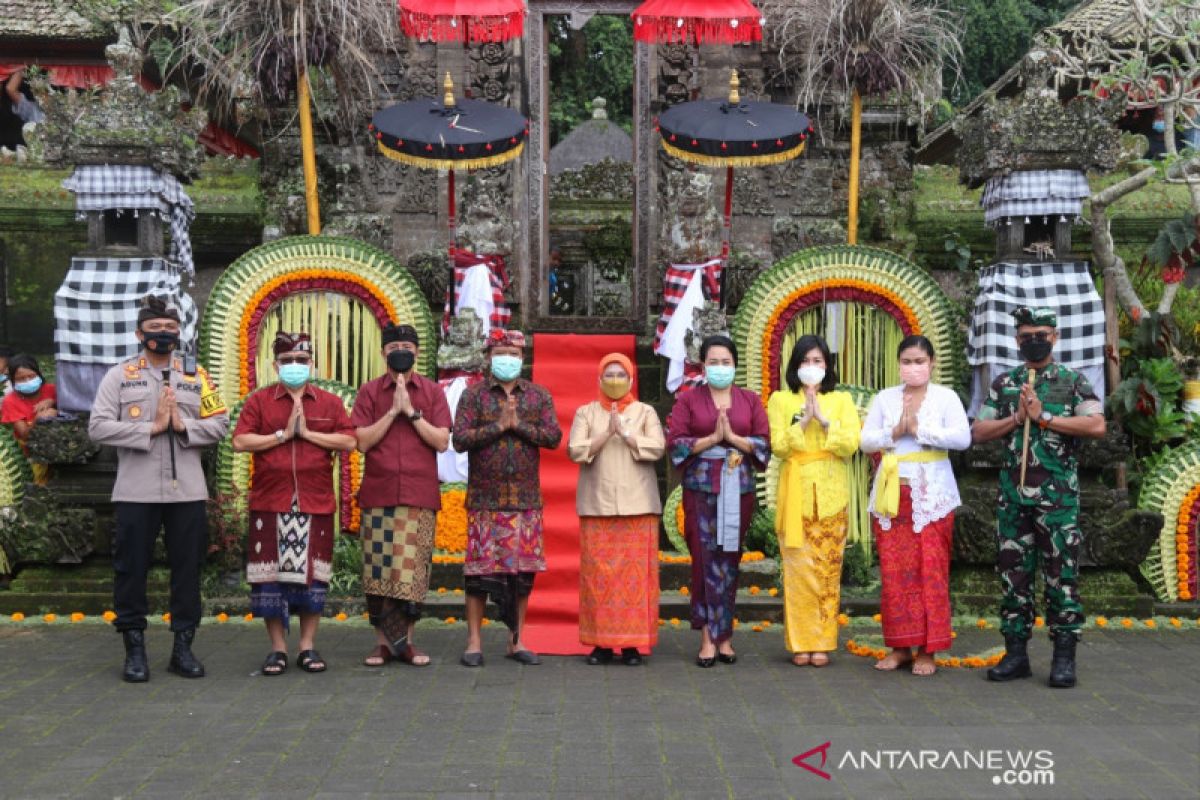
{"left": 54, "top": 257, "right": 198, "bottom": 364}
{"left": 61, "top": 165, "right": 196, "bottom": 277}
{"left": 981, "top": 169, "right": 1090, "bottom": 227}
{"left": 967, "top": 261, "right": 1105, "bottom": 371}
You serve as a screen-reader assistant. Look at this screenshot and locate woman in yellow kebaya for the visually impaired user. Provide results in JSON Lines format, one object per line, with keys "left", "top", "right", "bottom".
{"left": 768, "top": 334, "right": 860, "bottom": 667}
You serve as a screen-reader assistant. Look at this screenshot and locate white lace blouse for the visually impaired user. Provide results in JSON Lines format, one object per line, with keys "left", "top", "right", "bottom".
{"left": 860, "top": 384, "right": 972, "bottom": 531}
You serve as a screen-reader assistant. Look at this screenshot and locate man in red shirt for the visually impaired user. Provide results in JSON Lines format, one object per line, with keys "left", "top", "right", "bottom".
{"left": 352, "top": 322, "right": 452, "bottom": 667}
{"left": 232, "top": 332, "right": 356, "bottom": 676}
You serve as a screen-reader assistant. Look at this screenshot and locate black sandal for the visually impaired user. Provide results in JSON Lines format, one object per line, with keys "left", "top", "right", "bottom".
{"left": 297, "top": 649, "right": 327, "bottom": 673}
{"left": 261, "top": 651, "right": 288, "bottom": 676}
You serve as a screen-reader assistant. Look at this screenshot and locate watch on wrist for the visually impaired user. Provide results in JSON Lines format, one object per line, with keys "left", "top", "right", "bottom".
{"left": 1038, "top": 411, "right": 1053, "bottom": 430}
{"left": 408, "top": 409, "right": 423, "bottom": 422}
{"left": 274, "top": 429, "right": 286, "bottom": 443}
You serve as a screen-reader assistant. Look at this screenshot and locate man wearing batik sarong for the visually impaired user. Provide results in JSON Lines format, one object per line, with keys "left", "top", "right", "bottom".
{"left": 972, "top": 307, "right": 1105, "bottom": 688}
{"left": 352, "top": 322, "right": 451, "bottom": 667}
{"left": 233, "top": 332, "right": 356, "bottom": 676}
{"left": 453, "top": 328, "right": 562, "bottom": 667}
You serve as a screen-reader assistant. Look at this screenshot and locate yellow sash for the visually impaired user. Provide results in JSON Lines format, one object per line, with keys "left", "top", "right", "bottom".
{"left": 874, "top": 450, "right": 948, "bottom": 518}
{"left": 777, "top": 450, "right": 839, "bottom": 549}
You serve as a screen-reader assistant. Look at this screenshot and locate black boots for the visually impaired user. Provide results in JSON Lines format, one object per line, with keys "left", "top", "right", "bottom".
{"left": 986, "top": 634, "right": 1032, "bottom": 682}
{"left": 121, "top": 629, "right": 149, "bottom": 683}
{"left": 167, "top": 628, "right": 206, "bottom": 678}
{"left": 1048, "top": 632, "right": 1077, "bottom": 688}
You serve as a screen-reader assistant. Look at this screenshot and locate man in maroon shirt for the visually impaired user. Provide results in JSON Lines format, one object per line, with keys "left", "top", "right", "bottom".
{"left": 453, "top": 328, "right": 562, "bottom": 667}
{"left": 352, "top": 322, "right": 451, "bottom": 667}
{"left": 232, "top": 332, "right": 356, "bottom": 676}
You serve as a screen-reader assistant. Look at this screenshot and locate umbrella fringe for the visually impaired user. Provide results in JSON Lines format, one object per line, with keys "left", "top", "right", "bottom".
{"left": 632, "top": 16, "right": 762, "bottom": 45}
{"left": 660, "top": 138, "right": 806, "bottom": 168}
{"left": 400, "top": 9, "right": 525, "bottom": 43}
{"left": 377, "top": 141, "right": 525, "bottom": 171}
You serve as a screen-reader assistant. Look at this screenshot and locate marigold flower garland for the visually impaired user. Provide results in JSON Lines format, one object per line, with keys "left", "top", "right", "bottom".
{"left": 1174, "top": 485, "right": 1199, "bottom": 601}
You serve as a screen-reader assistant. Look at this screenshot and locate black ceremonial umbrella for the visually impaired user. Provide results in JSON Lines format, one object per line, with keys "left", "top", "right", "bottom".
{"left": 657, "top": 70, "right": 811, "bottom": 297}
{"left": 369, "top": 73, "right": 528, "bottom": 262}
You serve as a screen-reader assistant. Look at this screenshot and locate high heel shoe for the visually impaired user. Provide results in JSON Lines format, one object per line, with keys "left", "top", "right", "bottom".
{"left": 717, "top": 651, "right": 737, "bottom": 664}
{"left": 695, "top": 653, "right": 717, "bottom": 668}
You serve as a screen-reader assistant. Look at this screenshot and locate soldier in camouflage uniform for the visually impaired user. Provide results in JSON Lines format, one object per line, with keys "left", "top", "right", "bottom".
{"left": 971, "top": 307, "right": 1106, "bottom": 688}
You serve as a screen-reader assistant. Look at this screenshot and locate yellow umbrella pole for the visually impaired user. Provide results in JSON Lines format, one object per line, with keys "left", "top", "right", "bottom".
{"left": 298, "top": 69, "right": 321, "bottom": 236}
{"left": 847, "top": 88, "right": 862, "bottom": 245}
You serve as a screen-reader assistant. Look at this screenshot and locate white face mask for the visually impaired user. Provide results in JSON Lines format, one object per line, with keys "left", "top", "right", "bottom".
{"left": 798, "top": 365, "right": 825, "bottom": 387}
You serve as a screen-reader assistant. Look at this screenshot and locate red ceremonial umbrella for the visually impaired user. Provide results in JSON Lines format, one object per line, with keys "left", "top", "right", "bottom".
{"left": 398, "top": 0, "right": 526, "bottom": 43}
{"left": 630, "top": 0, "right": 763, "bottom": 45}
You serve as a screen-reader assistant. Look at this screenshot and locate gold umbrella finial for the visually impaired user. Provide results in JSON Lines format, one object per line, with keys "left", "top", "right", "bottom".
{"left": 443, "top": 72, "right": 456, "bottom": 107}
{"left": 728, "top": 70, "right": 740, "bottom": 105}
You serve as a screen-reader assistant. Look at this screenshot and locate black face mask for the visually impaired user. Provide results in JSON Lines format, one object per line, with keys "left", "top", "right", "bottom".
{"left": 143, "top": 330, "right": 180, "bottom": 354}
{"left": 387, "top": 350, "right": 415, "bottom": 373}
{"left": 1018, "top": 338, "right": 1053, "bottom": 363}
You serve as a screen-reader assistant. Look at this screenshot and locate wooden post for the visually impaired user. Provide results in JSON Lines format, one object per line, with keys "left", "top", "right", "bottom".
{"left": 1019, "top": 368, "right": 1037, "bottom": 489}
{"left": 298, "top": 70, "right": 321, "bottom": 236}
{"left": 1104, "top": 275, "right": 1127, "bottom": 489}
{"left": 847, "top": 88, "right": 862, "bottom": 245}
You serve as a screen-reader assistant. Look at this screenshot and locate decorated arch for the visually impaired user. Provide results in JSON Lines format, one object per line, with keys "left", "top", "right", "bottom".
{"left": 198, "top": 235, "right": 436, "bottom": 411}
{"left": 732, "top": 245, "right": 964, "bottom": 555}
{"left": 1138, "top": 441, "right": 1200, "bottom": 602}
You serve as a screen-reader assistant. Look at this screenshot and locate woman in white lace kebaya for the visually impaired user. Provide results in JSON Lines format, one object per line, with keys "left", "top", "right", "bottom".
{"left": 860, "top": 336, "right": 971, "bottom": 676}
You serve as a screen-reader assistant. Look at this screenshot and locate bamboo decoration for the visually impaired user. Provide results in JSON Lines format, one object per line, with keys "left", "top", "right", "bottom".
{"left": 847, "top": 87, "right": 862, "bottom": 245}
{"left": 1019, "top": 368, "right": 1037, "bottom": 489}
{"left": 297, "top": 71, "right": 321, "bottom": 235}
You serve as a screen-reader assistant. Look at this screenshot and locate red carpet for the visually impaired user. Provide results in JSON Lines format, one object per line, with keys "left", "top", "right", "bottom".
{"left": 524, "top": 333, "right": 636, "bottom": 655}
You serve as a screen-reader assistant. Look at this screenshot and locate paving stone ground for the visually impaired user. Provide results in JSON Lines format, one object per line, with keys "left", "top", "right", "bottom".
{"left": 0, "top": 622, "right": 1197, "bottom": 799}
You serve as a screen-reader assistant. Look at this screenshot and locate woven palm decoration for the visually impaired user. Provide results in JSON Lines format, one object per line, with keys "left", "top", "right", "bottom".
{"left": 215, "top": 379, "right": 363, "bottom": 534}
{"left": 0, "top": 427, "right": 31, "bottom": 510}
{"left": 198, "top": 236, "right": 434, "bottom": 412}
{"left": 1137, "top": 439, "right": 1200, "bottom": 602}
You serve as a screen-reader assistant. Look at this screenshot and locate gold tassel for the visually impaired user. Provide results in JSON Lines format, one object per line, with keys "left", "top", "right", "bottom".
{"left": 660, "top": 138, "right": 806, "bottom": 168}
{"left": 377, "top": 141, "right": 525, "bottom": 171}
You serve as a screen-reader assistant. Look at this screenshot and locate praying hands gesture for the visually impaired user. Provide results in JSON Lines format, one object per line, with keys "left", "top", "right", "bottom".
{"left": 892, "top": 391, "right": 920, "bottom": 439}
{"left": 498, "top": 396, "right": 519, "bottom": 431}
{"left": 288, "top": 396, "right": 307, "bottom": 440}
{"left": 801, "top": 385, "right": 829, "bottom": 429}
{"left": 391, "top": 374, "right": 414, "bottom": 418}
{"left": 709, "top": 406, "right": 751, "bottom": 454}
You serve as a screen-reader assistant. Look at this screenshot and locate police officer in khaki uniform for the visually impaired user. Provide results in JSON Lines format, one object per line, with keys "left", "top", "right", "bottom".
{"left": 89, "top": 296, "right": 229, "bottom": 682}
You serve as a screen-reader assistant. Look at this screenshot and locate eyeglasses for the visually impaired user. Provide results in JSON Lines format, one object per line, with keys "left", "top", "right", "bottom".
{"left": 1016, "top": 332, "right": 1053, "bottom": 344}
{"left": 277, "top": 356, "right": 311, "bottom": 365}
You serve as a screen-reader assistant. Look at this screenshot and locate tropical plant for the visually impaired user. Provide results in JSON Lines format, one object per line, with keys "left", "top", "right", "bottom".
{"left": 1145, "top": 212, "right": 1200, "bottom": 285}
{"left": 762, "top": 0, "right": 963, "bottom": 244}
{"left": 1042, "top": 0, "right": 1200, "bottom": 319}
{"left": 1109, "top": 312, "right": 1194, "bottom": 454}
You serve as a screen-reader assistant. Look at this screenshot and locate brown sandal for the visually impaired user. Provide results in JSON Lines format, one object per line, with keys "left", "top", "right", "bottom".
{"left": 396, "top": 644, "right": 431, "bottom": 667}
{"left": 363, "top": 644, "right": 393, "bottom": 667}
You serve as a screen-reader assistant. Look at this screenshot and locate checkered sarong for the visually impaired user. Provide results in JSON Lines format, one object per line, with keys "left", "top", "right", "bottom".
{"left": 61, "top": 165, "right": 196, "bottom": 276}
{"left": 54, "top": 257, "right": 199, "bottom": 363}
{"left": 981, "top": 170, "right": 1090, "bottom": 227}
{"left": 653, "top": 259, "right": 723, "bottom": 353}
{"left": 441, "top": 251, "right": 511, "bottom": 335}
{"left": 967, "top": 261, "right": 1105, "bottom": 370}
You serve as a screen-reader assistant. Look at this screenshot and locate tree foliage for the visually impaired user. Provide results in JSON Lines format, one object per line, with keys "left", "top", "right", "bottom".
{"left": 547, "top": 15, "right": 633, "bottom": 147}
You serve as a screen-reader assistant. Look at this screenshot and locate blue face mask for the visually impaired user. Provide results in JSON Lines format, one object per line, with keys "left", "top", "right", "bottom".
{"left": 0, "top": 373, "right": 7, "bottom": 384}
{"left": 14, "top": 376, "right": 42, "bottom": 395}
{"left": 705, "top": 365, "right": 735, "bottom": 389}
{"left": 278, "top": 363, "right": 310, "bottom": 388}
{"left": 1153, "top": 120, "right": 1166, "bottom": 133}
{"left": 491, "top": 355, "right": 523, "bottom": 382}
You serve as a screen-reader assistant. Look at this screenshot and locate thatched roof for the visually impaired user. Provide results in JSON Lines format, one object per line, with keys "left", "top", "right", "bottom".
{"left": 0, "top": 0, "right": 107, "bottom": 41}
{"left": 917, "top": 0, "right": 1143, "bottom": 165}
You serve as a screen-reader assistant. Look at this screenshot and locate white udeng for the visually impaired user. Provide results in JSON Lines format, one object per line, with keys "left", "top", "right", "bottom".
{"left": 859, "top": 384, "right": 972, "bottom": 531}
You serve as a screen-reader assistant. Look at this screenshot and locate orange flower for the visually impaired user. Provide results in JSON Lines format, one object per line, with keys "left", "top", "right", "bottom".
{"left": 1034, "top": 616, "right": 1044, "bottom": 628}
{"left": 947, "top": 657, "right": 961, "bottom": 668}
{"left": 362, "top": 612, "right": 369, "bottom": 619}
{"left": 10, "top": 612, "right": 24, "bottom": 622}
{"left": 1170, "top": 617, "right": 1182, "bottom": 628}
{"left": 1121, "top": 618, "right": 1134, "bottom": 628}
{"left": 1143, "top": 619, "right": 1156, "bottom": 628}
{"left": 1096, "top": 616, "right": 1108, "bottom": 627}
{"left": 453, "top": 588, "right": 463, "bottom": 595}
{"left": 679, "top": 586, "right": 690, "bottom": 596}
{"left": 751, "top": 625, "right": 763, "bottom": 632}
{"left": 675, "top": 502, "right": 685, "bottom": 537}
{"left": 950, "top": 631, "right": 957, "bottom": 639}
{"left": 43, "top": 613, "right": 57, "bottom": 623}
{"left": 768, "top": 588, "right": 779, "bottom": 597}
{"left": 102, "top": 610, "right": 117, "bottom": 623}
{"left": 437, "top": 587, "right": 448, "bottom": 594}
{"left": 976, "top": 618, "right": 989, "bottom": 629}
{"left": 872, "top": 613, "right": 882, "bottom": 623}
{"left": 749, "top": 586, "right": 761, "bottom": 595}
{"left": 435, "top": 489, "right": 469, "bottom": 552}
{"left": 216, "top": 612, "right": 229, "bottom": 623}
{"left": 836, "top": 613, "right": 850, "bottom": 626}
{"left": 482, "top": 618, "right": 491, "bottom": 626}
{"left": 669, "top": 617, "right": 680, "bottom": 625}
{"left": 445, "top": 616, "right": 457, "bottom": 624}
{"left": 70, "top": 612, "right": 85, "bottom": 622}
{"left": 335, "top": 612, "right": 348, "bottom": 621}
{"left": 244, "top": 613, "right": 254, "bottom": 621}
{"left": 162, "top": 613, "right": 171, "bottom": 623}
